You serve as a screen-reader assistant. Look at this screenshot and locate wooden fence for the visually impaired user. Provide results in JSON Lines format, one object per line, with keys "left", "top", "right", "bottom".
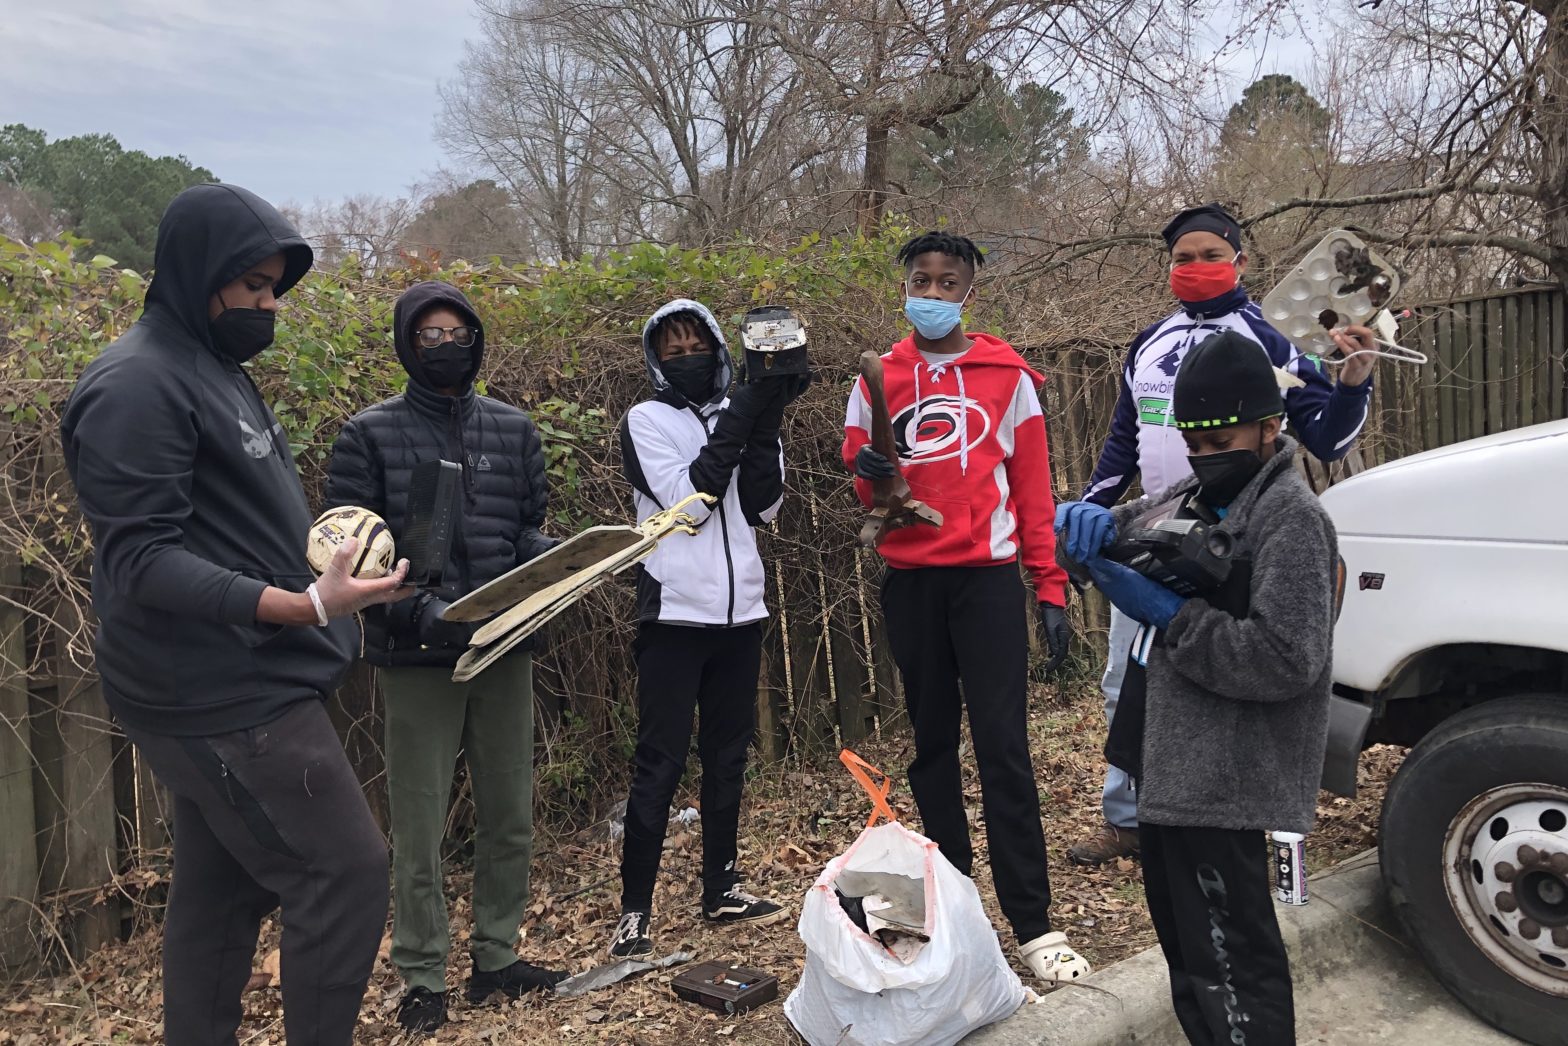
{"left": 3, "top": 285, "right": 1565, "bottom": 975}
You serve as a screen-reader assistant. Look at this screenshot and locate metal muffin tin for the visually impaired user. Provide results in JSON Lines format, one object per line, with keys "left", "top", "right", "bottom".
{"left": 1259, "top": 229, "right": 1400, "bottom": 355}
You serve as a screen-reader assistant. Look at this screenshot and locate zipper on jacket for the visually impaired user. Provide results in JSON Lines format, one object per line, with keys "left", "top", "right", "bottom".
{"left": 447, "top": 398, "right": 475, "bottom": 593}
{"left": 717, "top": 499, "right": 736, "bottom": 626}
{"left": 218, "top": 759, "right": 236, "bottom": 805}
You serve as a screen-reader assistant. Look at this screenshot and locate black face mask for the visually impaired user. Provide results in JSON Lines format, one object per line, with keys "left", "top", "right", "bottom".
{"left": 420, "top": 343, "right": 472, "bottom": 391}
{"left": 1189, "top": 425, "right": 1267, "bottom": 508}
{"left": 662, "top": 354, "right": 717, "bottom": 403}
{"left": 209, "top": 308, "right": 275, "bottom": 363}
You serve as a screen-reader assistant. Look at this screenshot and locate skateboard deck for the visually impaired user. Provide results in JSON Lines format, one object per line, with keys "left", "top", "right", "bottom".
{"left": 448, "top": 493, "right": 715, "bottom": 681}
{"left": 453, "top": 575, "right": 605, "bottom": 682}
{"left": 443, "top": 526, "right": 649, "bottom": 623}
{"left": 470, "top": 539, "right": 654, "bottom": 647}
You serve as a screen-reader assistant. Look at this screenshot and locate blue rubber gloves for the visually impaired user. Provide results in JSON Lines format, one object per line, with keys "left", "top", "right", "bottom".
{"left": 1055, "top": 501, "right": 1117, "bottom": 563}
{"left": 1086, "top": 558, "right": 1187, "bottom": 630}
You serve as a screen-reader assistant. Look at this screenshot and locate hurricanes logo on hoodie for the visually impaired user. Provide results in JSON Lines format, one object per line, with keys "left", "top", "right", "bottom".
{"left": 892, "top": 396, "right": 992, "bottom": 464}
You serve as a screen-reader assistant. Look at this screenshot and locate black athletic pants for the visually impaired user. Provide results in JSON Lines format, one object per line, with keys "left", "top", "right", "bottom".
{"left": 122, "top": 699, "right": 389, "bottom": 1046}
{"left": 1141, "top": 822, "right": 1296, "bottom": 1045}
{"left": 619, "top": 621, "right": 761, "bottom": 912}
{"left": 880, "top": 563, "right": 1053, "bottom": 943}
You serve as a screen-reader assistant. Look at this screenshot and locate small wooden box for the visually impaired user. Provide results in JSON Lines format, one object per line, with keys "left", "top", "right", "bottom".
{"left": 671, "top": 962, "right": 779, "bottom": 1014}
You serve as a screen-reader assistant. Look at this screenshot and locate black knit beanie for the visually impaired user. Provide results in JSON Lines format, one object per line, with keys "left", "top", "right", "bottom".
{"left": 1173, "top": 331, "right": 1284, "bottom": 430}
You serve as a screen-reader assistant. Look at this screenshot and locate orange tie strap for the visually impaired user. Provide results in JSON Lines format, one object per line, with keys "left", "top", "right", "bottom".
{"left": 840, "top": 748, "right": 897, "bottom": 827}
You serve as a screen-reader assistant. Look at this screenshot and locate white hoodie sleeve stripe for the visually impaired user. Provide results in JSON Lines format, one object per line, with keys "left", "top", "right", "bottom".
{"left": 624, "top": 404, "right": 714, "bottom": 524}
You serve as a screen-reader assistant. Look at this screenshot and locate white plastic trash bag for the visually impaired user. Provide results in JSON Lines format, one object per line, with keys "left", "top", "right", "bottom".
{"left": 784, "top": 753, "right": 1026, "bottom": 1046}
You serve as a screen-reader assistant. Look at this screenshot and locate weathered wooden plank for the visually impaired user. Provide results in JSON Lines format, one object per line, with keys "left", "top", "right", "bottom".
{"left": 1437, "top": 307, "right": 1458, "bottom": 448}
{"left": 746, "top": 533, "right": 787, "bottom": 762}
{"left": 860, "top": 559, "right": 905, "bottom": 735}
{"left": 1554, "top": 291, "right": 1567, "bottom": 420}
{"left": 1502, "top": 293, "right": 1521, "bottom": 432}
{"left": 44, "top": 600, "right": 119, "bottom": 955}
{"left": 777, "top": 496, "right": 833, "bottom": 756}
{"left": 1484, "top": 297, "right": 1504, "bottom": 435}
{"left": 1518, "top": 293, "right": 1538, "bottom": 428}
{"left": 1414, "top": 309, "right": 1440, "bottom": 455}
{"left": 0, "top": 421, "right": 39, "bottom": 977}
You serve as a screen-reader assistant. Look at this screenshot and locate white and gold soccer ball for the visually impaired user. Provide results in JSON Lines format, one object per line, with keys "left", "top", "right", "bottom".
{"left": 305, "top": 506, "right": 396, "bottom": 578}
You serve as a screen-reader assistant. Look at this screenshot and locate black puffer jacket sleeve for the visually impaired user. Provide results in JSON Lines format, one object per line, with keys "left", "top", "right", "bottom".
{"left": 516, "top": 417, "right": 557, "bottom": 563}
{"left": 324, "top": 417, "right": 384, "bottom": 515}
{"left": 324, "top": 418, "right": 418, "bottom": 634}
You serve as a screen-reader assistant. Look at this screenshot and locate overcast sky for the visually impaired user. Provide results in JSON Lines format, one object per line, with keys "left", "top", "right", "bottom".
{"left": 0, "top": 1, "right": 1325, "bottom": 213}
{"left": 0, "top": 0, "right": 477, "bottom": 207}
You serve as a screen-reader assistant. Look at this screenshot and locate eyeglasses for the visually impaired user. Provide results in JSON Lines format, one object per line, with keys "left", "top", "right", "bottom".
{"left": 415, "top": 325, "right": 478, "bottom": 349}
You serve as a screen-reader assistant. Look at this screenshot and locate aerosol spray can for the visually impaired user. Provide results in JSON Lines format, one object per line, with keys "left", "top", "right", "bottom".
{"left": 1272, "top": 831, "right": 1308, "bottom": 905}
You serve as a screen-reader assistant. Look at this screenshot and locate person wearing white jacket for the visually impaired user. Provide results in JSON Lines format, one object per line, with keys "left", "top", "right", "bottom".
{"left": 609, "top": 299, "right": 809, "bottom": 958}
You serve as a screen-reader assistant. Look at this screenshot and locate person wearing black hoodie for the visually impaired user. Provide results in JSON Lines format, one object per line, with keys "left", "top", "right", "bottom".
{"left": 60, "top": 184, "right": 412, "bottom": 1046}
{"left": 323, "top": 281, "right": 563, "bottom": 1034}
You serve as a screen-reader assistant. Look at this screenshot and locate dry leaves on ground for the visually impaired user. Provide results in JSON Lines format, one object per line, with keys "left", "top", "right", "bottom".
{"left": 0, "top": 682, "right": 1402, "bottom": 1045}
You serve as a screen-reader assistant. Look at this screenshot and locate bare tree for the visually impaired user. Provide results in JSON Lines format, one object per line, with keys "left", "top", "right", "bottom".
{"left": 284, "top": 194, "right": 423, "bottom": 274}
{"left": 0, "top": 183, "right": 60, "bottom": 244}
{"left": 1024, "top": 1, "right": 1568, "bottom": 294}
{"left": 444, "top": 0, "right": 844, "bottom": 250}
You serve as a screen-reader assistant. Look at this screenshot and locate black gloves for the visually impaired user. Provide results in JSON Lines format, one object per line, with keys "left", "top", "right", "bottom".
{"left": 723, "top": 379, "right": 779, "bottom": 422}
{"left": 776, "top": 371, "right": 813, "bottom": 406}
{"left": 415, "top": 594, "right": 475, "bottom": 649}
{"left": 854, "top": 444, "right": 897, "bottom": 480}
{"left": 1036, "top": 602, "right": 1072, "bottom": 677}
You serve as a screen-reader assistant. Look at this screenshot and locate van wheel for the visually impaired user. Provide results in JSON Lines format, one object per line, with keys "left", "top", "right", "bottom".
{"left": 1380, "top": 694, "right": 1568, "bottom": 1046}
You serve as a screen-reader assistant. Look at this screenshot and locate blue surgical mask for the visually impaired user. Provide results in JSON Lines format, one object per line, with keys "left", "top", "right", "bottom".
{"left": 904, "top": 296, "right": 964, "bottom": 340}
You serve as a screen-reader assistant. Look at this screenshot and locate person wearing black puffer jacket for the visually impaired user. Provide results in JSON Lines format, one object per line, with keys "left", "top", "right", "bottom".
{"left": 324, "top": 281, "right": 563, "bottom": 1035}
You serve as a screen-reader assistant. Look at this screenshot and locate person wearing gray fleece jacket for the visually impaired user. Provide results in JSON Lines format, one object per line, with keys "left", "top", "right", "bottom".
{"left": 1055, "top": 329, "right": 1338, "bottom": 1046}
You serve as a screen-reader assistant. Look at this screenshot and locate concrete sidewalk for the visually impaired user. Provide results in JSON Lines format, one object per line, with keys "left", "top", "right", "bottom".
{"left": 967, "top": 850, "right": 1523, "bottom": 1045}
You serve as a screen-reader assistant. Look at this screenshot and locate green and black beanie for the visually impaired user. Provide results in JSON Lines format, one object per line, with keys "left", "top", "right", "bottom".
{"left": 1173, "top": 330, "right": 1284, "bottom": 431}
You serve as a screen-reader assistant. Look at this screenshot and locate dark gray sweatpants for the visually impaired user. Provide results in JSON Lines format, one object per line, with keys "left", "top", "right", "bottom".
{"left": 123, "top": 699, "right": 388, "bottom": 1046}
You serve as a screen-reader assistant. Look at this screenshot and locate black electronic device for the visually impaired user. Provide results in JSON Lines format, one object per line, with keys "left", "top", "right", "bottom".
{"left": 1105, "top": 493, "right": 1236, "bottom": 597}
{"left": 739, "top": 305, "right": 809, "bottom": 381}
{"left": 671, "top": 962, "right": 779, "bottom": 1014}
{"left": 403, "top": 459, "right": 462, "bottom": 587}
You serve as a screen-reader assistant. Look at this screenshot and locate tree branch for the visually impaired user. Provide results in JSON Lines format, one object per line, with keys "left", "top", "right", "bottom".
{"left": 1242, "top": 178, "right": 1541, "bottom": 227}
{"left": 1351, "top": 226, "right": 1552, "bottom": 264}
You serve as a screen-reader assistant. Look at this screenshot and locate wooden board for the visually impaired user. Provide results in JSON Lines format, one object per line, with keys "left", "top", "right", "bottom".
{"left": 443, "top": 526, "right": 648, "bottom": 622}
{"left": 453, "top": 572, "right": 614, "bottom": 683}
{"left": 0, "top": 425, "right": 38, "bottom": 977}
{"left": 470, "top": 539, "right": 654, "bottom": 647}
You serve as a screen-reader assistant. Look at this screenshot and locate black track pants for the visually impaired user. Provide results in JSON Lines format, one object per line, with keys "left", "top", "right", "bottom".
{"left": 122, "top": 699, "right": 389, "bottom": 1046}
{"left": 1141, "top": 822, "right": 1296, "bottom": 1046}
{"left": 619, "top": 622, "right": 761, "bottom": 912}
{"left": 880, "top": 563, "right": 1053, "bottom": 943}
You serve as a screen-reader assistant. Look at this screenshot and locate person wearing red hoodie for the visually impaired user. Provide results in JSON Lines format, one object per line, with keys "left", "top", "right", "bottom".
{"left": 842, "top": 231, "right": 1090, "bottom": 983}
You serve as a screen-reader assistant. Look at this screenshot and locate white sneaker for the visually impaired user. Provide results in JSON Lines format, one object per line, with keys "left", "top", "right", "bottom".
{"left": 1019, "top": 931, "right": 1092, "bottom": 983}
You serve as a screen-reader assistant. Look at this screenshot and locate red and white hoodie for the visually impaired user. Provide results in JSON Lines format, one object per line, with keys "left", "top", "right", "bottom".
{"left": 842, "top": 331, "right": 1069, "bottom": 605}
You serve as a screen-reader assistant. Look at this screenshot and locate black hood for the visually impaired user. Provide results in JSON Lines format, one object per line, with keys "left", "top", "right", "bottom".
{"left": 144, "top": 183, "right": 313, "bottom": 347}
{"left": 393, "top": 281, "right": 485, "bottom": 392}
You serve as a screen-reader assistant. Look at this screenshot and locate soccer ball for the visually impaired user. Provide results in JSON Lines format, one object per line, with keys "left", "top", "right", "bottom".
{"left": 306, "top": 506, "right": 396, "bottom": 578}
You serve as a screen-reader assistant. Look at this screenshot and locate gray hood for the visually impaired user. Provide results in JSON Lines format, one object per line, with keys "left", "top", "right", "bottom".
{"left": 640, "top": 298, "right": 732, "bottom": 411}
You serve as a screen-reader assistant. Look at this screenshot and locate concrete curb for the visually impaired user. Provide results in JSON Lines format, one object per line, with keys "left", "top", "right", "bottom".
{"left": 966, "top": 849, "right": 1397, "bottom": 1045}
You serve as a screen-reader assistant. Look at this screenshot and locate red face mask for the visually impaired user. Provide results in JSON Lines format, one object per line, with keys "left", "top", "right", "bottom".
{"left": 1170, "top": 258, "right": 1239, "bottom": 304}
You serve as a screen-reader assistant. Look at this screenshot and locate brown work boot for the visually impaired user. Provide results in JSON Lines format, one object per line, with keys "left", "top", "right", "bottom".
{"left": 1068, "top": 823, "right": 1140, "bottom": 866}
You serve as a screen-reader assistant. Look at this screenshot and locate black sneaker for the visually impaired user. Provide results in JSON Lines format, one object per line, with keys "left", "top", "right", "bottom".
{"left": 396, "top": 987, "right": 446, "bottom": 1035}
{"left": 608, "top": 909, "right": 653, "bottom": 958}
{"left": 703, "top": 887, "right": 786, "bottom": 925}
{"left": 466, "top": 959, "right": 568, "bottom": 1004}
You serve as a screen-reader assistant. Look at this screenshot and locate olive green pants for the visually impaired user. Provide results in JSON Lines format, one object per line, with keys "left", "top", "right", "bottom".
{"left": 381, "top": 656, "right": 535, "bottom": 992}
